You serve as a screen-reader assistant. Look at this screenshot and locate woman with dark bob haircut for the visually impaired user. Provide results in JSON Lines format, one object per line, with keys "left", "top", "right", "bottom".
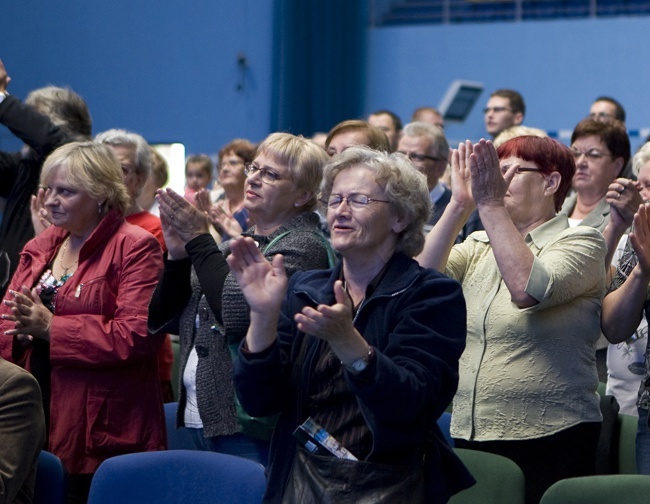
{"left": 418, "top": 136, "right": 606, "bottom": 503}
{"left": 228, "top": 146, "right": 474, "bottom": 503}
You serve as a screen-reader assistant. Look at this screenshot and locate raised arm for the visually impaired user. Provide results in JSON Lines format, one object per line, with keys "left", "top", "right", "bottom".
{"left": 602, "top": 178, "right": 642, "bottom": 278}
{"left": 416, "top": 141, "right": 476, "bottom": 271}
{"left": 0, "top": 58, "right": 67, "bottom": 158}
{"left": 602, "top": 204, "right": 650, "bottom": 343}
{"left": 226, "top": 236, "right": 287, "bottom": 353}
{"left": 469, "top": 139, "right": 539, "bottom": 308}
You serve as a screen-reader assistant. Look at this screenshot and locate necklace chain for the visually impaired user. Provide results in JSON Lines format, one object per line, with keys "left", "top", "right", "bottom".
{"left": 59, "top": 237, "right": 79, "bottom": 278}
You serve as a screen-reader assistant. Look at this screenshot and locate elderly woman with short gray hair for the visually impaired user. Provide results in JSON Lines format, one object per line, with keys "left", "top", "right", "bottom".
{"left": 229, "top": 146, "right": 472, "bottom": 503}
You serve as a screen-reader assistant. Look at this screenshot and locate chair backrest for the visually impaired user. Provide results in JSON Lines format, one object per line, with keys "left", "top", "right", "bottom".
{"left": 436, "top": 411, "right": 454, "bottom": 447}
{"left": 164, "top": 401, "right": 198, "bottom": 450}
{"left": 34, "top": 450, "right": 66, "bottom": 504}
{"left": 618, "top": 413, "right": 637, "bottom": 474}
{"left": 87, "top": 450, "right": 266, "bottom": 504}
{"left": 539, "top": 474, "right": 650, "bottom": 504}
{"left": 448, "top": 448, "right": 525, "bottom": 504}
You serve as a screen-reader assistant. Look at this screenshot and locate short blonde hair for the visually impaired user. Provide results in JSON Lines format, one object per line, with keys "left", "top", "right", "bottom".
{"left": 493, "top": 126, "right": 548, "bottom": 148}
{"left": 256, "top": 132, "right": 329, "bottom": 211}
{"left": 41, "top": 142, "right": 130, "bottom": 214}
{"left": 320, "top": 146, "right": 430, "bottom": 257}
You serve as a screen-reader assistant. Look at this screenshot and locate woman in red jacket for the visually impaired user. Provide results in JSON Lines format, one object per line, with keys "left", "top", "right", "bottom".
{"left": 0, "top": 141, "right": 166, "bottom": 504}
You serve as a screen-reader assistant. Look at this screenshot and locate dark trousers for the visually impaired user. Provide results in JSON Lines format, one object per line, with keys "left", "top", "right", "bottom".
{"left": 455, "top": 421, "right": 601, "bottom": 504}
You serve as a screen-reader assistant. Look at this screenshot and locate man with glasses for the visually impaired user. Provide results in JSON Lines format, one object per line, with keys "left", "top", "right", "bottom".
{"left": 483, "top": 89, "right": 525, "bottom": 139}
{"left": 398, "top": 122, "right": 451, "bottom": 230}
{"left": 589, "top": 96, "right": 626, "bottom": 123}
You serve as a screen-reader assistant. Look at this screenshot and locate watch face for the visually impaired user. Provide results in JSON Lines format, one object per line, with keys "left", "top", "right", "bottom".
{"left": 350, "top": 358, "right": 367, "bottom": 373}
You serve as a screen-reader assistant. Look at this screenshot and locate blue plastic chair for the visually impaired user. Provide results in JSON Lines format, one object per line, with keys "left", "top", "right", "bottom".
{"left": 87, "top": 450, "right": 266, "bottom": 504}
{"left": 164, "top": 401, "right": 198, "bottom": 450}
{"left": 34, "top": 450, "right": 66, "bottom": 504}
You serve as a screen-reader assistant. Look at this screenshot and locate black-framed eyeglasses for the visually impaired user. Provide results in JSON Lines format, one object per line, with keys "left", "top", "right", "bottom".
{"left": 399, "top": 151, "right": 446, "bottom": 163}
{"left": 483, "top": 106, "right": 512, "bottom": 114}
{"left": 244, "top": 163, "right": 285, "bottom": 184}
{"left": 323, "top": 193, "right": 391, "bottom": 210}
{"left": 570, "top": 148, "right": 613, "bottom": 161}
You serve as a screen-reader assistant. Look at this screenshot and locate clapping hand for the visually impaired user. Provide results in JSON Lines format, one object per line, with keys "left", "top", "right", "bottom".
{"left": 606, "top": 178, "right": 643, "bottom": 232}
{"left": 156, "top": 188, "right": 210, "bottom": 258}
{"left": 30, "top": 187, "right": 52, "bottom": 235}
{"left": 2, "top": 286, "right": 52, "bottom": 342}
{"left": 226, "top": 236, "right": 287, "bottom": 317}
{"left": 469, "top": 139, "right": 516, "bottom": 208}
{"left": 630, "top": 204, "right": 650, "bottom": 278}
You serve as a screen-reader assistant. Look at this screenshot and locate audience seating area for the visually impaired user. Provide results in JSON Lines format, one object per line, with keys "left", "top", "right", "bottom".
{"left": 380, "top": 0, "right": 650, "bottom": 25}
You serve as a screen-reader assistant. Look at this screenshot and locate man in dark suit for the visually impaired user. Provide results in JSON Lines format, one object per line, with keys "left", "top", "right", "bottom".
{"left": 0, "top": 357, "right": 46, "bottom": 504}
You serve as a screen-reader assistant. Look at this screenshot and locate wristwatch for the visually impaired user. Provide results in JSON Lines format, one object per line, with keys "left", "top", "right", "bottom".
{"left": 344, "top": 346, "right": 374, "bottom": 375}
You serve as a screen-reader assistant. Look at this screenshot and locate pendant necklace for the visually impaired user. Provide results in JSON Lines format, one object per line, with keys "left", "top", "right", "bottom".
{"left": 59, "top": 237, "right": 79, "bottom": 282}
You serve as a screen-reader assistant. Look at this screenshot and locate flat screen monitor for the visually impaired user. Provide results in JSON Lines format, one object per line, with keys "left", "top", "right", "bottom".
{"left": 438, "top": 80, "right": 484, "bottom": 122}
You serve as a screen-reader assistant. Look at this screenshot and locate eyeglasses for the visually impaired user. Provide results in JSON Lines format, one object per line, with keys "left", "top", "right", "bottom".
{"left": 589, "top": 112, "right": 615, "bottom": 120}
{"left": 244, "top": 163, "right": 285, "bottom": 184}
{"left": 483, "top": 106, "right": 512, "bottom": 114}
{"left": 219, "top": 159, "right": 244, "bottom": 170}
{"left": 500, "top": 165, "right": 543, "bottom": 175}
{"left": 570, "top": 148, "right": 613, "bottom": 161}
{"left": 323, "top": 193, "right": 391, "bottom": 209}
{"left": 399, "top": 151, "right": 446, "bottom": 163}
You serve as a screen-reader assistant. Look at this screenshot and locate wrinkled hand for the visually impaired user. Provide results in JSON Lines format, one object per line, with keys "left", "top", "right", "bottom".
{"left": 449, "top": 140, "right": 476, "bottom": 212}
{"left": 469, "top": 139, "right": 516, "bottom": 208}
{"left": 30, "top": 188, "right": 52, "bottom": 236}
{"left": 159, "top": 209, "right": 188, "bottom": 259}
{"left": 226, "top": 236, "right": 287, "bottom": 315}
{"left": 606, "top": 178, "right": 643, "bottom": 231}
{"left": 630, "top": 204, "right": 650, "bottom": 277}
{"left": 294, "top": 280, "right": 356, "bottom": 343}
{"left": 2, "top": 286, "right": 52, "bottom": 341}
{"left": 156, "top": 188, "right": 210, "bottom": 245}
{"left": 0, "top": 58, "right": 11, "bottom": 92}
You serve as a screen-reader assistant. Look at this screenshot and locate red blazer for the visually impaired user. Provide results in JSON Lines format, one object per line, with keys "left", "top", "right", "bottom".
{"left": 0, "top": 209, "right": 166, "bottom": 475}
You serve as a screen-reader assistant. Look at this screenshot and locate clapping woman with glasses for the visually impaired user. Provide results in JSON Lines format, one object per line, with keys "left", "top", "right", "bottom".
{"left": 228, "top": 147, "right": 473, "bottom": 503}
{"left": 561, "top": 118, "right": 641, "bottom": 381}
{"left": 417, "top": 136, "right": 607, "bottom": 503}
{"left": 149, "top": 132, "right": 332, "bottom": 465}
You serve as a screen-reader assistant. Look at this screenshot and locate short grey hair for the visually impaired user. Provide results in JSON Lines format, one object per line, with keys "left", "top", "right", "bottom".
{"left": 633, "top": 141, "right": 650, "bottom": 178}
{"left": 26, "top": 86, "right": 92, "bottom": 141}
{"left": 320, "top": 146, "right": 430, "bottom": 257}
{"left": 402, "top": 121, "right": 449, "bottom": 160}
{"left": 95, "top": 129, "right": 152, "bottom": 178}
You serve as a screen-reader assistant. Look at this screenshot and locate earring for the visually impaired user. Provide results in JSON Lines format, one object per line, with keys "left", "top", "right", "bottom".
{"left": 294, "top": 202, "right": 301, "bottom": 207}
{"left": 98, "top": 203, "right": 102, "bottom": 214}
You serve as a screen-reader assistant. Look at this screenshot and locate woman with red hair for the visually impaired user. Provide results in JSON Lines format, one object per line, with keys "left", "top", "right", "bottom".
{"left": 417, "top": 136, "right": 605, "bottom": 503}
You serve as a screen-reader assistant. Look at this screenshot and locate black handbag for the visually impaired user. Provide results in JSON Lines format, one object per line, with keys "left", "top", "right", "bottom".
{"left": 282, "top": 446, "right": 425, "bottom": 504}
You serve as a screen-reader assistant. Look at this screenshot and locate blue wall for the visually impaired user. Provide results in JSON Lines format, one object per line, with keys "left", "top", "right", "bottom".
{"left": 366, "top": 17, "right": 650, "bottom": 149}
{"left": 3, "top": 3, "right": 650, "bottom": 156}
{"left": 1, "top": 0, "right": 274, "bottom": 154}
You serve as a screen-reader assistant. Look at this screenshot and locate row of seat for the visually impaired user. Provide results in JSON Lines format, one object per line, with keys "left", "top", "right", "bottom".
{"left": 35, "top": 445, "right": 650, "bottom": 504}
{"left": 34, "top": 450, "right": 265, "bottom": 504}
